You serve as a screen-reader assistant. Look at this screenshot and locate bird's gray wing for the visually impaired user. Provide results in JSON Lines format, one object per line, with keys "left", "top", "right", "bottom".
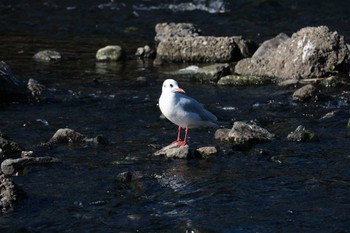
{"left": 179, "top": 94, "right": 217, "bottom": 122}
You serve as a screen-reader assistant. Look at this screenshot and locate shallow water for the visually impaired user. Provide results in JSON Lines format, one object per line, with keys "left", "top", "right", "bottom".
{"left": 1, "top": 0, "right": 350, "bottom": 232}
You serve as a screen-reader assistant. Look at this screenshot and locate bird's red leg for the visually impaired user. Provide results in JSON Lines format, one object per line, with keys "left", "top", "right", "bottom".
{"left": 177, "top": 128, "right": 188, "bottom": 146}
{"left": 172, "top": 126, "right": 182, "bottom": 144}
{"left": 177, "top": 126, "right": 182, "bottom": 142}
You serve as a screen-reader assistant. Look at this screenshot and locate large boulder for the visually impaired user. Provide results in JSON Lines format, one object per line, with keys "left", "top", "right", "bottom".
{"left": 154, "top": 22, "right": 201, "bottom": 44}
{"left": 154, "top": 22, "right": 258, "bottom": 64}
{"left": 235, "top": 26, "right": 350, "bottom": 82}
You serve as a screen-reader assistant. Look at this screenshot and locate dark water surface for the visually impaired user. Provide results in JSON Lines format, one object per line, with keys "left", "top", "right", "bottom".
{"left": 1, "top": 1, "right": 350, "bottom": 232}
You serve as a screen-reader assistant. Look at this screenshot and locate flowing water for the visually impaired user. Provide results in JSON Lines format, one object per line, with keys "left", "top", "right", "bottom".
{"left": 0, "top": 0, "right": 350, "bottom": 232}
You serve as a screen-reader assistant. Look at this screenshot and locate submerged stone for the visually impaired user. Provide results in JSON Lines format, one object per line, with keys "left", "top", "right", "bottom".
{"left": 292, "top": 84, "right": 317, "bottom": 102}
{"left": 33, "top": 50, "right": 61, "bottom": 61}
{"left": 195, "top": 146, "right": 218, "bottom": 158}
{"left": 1, "top": 156, "right": 61, "bottom": 176}
{"left": 217, "top": 74, "right": 272, "bottom": 86}
{"left": 193, "top": 63, "right": 231, "bottom": 84}
{"left": 287, "top": 125, "right": 319, "bottom": 142}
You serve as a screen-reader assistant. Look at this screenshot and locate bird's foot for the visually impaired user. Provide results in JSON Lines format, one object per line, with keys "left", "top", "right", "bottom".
{"left": 172, "top": 140, "right": 186, "bottom": 146}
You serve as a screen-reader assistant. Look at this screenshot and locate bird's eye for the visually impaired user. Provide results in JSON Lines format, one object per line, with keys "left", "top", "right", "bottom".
{"left": 170, "top": 84, "right": 173, "bottom": 88}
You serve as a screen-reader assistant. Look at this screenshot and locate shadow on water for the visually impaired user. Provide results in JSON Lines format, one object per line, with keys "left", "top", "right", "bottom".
{"left": 0, "top": 0, "right": 350, "bottom": 232}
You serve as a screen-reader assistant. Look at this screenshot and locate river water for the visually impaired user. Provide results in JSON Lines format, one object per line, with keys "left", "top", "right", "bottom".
{"left": 1, "top": 0, "right": 350, "bottom": 232}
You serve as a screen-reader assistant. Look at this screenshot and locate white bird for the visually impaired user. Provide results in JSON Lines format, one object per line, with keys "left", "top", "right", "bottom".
{"left": 159, "top": 79, "right": 218, "bottom": 146}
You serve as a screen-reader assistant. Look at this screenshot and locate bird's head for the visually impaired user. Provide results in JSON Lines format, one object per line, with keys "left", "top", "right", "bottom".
{"left": 162, "top": 79, "right": 185, "bottom": 94}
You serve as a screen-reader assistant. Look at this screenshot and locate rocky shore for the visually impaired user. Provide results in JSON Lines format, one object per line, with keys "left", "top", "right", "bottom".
{"left": 1, "top": 22, "right": 350, "bottom": 214}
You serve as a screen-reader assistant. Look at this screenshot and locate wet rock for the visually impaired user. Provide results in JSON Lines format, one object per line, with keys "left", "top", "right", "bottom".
{"left": 0, "top": 132, "right": 23, "bottom": 160}
{"left": 195, "top": 146, "right": 218, "bottom": 158}
{"left": 85, "top": 135, "right": 110, "bottom": 145}
{"left": 153, "top": 143, "right": 192, "bottom": 159}
{"left": 116, "top": 171, "right": 133, "bottom": 183}
{"left": 166, "top": 65, "right": 199, "bottom": 76}
{"left": 287, "top": 125, "right": 319, "bottom": 142}
{"left": 217, "top": 74, "right": 272, "bottom": 86}
{"left": 155, "top": 36, "right": 241, "bottom": 64}
{"left": 235, "top": 26, "right": 350, "bottom": 82}
{"left": 155, "top": 35, "right": 257, "bottom": 64}
{"left": 27, "top": 78, "right": 47, "bottom": 100}
{"left": 96, "top": 45, "right": 124, "bottom": 61}
{"left": 193, "top": 63, "right": 231, "bottom": 84}
{"left": 214, "top": 128, "right": 231, "bottom": 141}
{"left": 135, "top": 45, "right": 155, "bottom": 59}
{"left": 0, "top": 174, "right": 24, "bottom": 214}
{"left": 232, "top": 36, "right": 259, "bottom": 59}
{"left": 292, "top": 84, "right": 317, "bottom": 102}
{"left": 216, "top": 121, "right": 274, "bottom": 146}
{"left": 33, "top": 50, "right": 61, "bottom": 62}
{"left": 320, "top": 110, "right": 338, "bottom": 120}
{"left": 0, "top": 60, "right": 26, "bottom": 102}
{"left": 48, "top": 128, "right": 87, "bottom": 144}
{"left": 47, "top": 128, "right": 108, "bottom": 145}
{"left": 252, "top": 33, "right": 289, "bottom": 58}
{"left": 319, "top": 76, "right": 345, "bottom": 88}
{"left": 1, "top": 156, "right": 61, "bottom": 176}
{"left": 154, "top": 22, "right": 201, "bottom": 44}
{"left": 154, "top": 22, "right": 257, "bottom": 64}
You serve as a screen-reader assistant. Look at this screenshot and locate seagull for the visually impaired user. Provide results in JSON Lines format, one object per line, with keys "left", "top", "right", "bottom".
{"left": 159, "top": 79, "right": 218, "bottom": 146}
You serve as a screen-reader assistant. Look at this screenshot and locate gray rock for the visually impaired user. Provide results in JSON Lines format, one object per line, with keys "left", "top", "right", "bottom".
{"left": 0, "top": 174, "right": 24, "bottom": 214}
{"left": 47, "top": 128, "right": 108, "bottom": 145}
{"left": 232, "top": 36, "right": 259, "bottom": 58}
{"left": 1, "top": 156, "right": 61, "bottom": 175}
{"left": 154, "top": 22, "right": 257, "bottom": 64}
{"left": 96, "top": 45, "right": 124, "bottom": 61}
{"left": 217, "top": 74, "right": 272, "bottom": 86}
{"left": 214, "top": 128, "right": 231, "bottom": 141}
{"left": 33, "top": 50, "right": 61, "bottom": 61}
{"left": 252, "top": 33, "right": 289, "bottom": 59}
{"left": 229, "top": 121, "right": 275, "bottom": 145}
{"left": 292, "top": 84, "right": 317, "bottom": 102}
{"left": 27, "top": 78, "right": 47, "bottom": 100}
{"left": 116, "top": 171, "right": 133, "bottom": 183}
{"left": 135, "top": 45, "right": 155, "bottom": 59}
{"left": 216, "top": 121, "right": 274, "bottom": 145}
{"left": 155, "top": 36, "right": 241, "bottom": 64}
{"left": 193, "top": 63, "right": 231, "bottom": 84}
{"left": 287, "top": 125, "right": 319, "bottom": 142}
{"left": 154, "top": 22, "right": 201, "bottom": 44}
{"left": 319, "top": 76, "right": 345, "bottom": 87}
{"left": 195, "top": 146, "right": 218, "bottom": 158}
{"left": 48, "top": 128, "right": 87, "bottom": 144}
{"left": 235, "top": 26, "right": 350, "bottom": 81}
{"left": 0, "top": 132, "right": 23, "bottom": 160}
{"left": 153, "top": 143, "right": 192, "bottom": 159}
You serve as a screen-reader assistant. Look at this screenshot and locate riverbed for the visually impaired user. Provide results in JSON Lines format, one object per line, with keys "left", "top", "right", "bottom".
{"left": 1, "top": 1, "right": 350, "bottom": 232}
